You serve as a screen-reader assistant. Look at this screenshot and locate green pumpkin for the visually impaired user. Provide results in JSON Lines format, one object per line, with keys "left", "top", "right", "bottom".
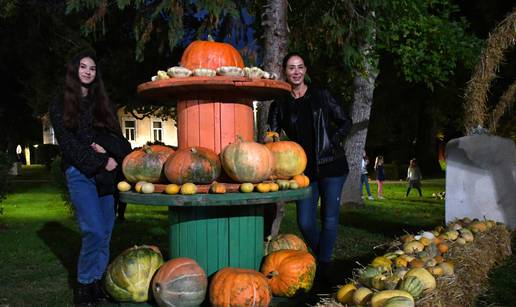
{"left": 104, "top": 245, "right": 164, "bottom": 302}
{"left": 384, "top": 274, "right": 402, "bottom": 290}
{"left": 383, "top": 296, "right": 415, "bottom": 307}
{"left": 398, "top": 276, "right": 424, "bottom": 299}
{"left": 358, "top": 265, "right": 383, "bottom": 288}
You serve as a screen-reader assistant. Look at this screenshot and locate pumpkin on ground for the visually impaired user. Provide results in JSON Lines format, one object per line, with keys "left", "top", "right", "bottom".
{"left": 383, "top": 296, "right": 415, "bottom": 307}
{"left": 264, "top": 132, "right": 307, "bottom": 179}
{"left": 164, "top": 146, "right": 221, "bottom": 184}
{"left": 336, "top": 283, "right": 357, "bottom": 304}
{"left": 122, "top": 145, "right": 174, "bottom": 183}
{"left": 398, "top": 276, "right": 424, "bottom": 299}
{"left": 152, "top": 257, "right": 207, "bottom": 307}
{"left": 260, "top": 249, "right": 316, "bottom": 297}
{"left": 370, "top": 290, "right": 414, "bottom": 307}
{"left": 220, "top": 138, "right": 274, "bottom": 183}
{"left": 404, "top": 267, "right": 436, "bottom": 291}
{"left": 209, "top": 267, "right": 271, "bottom": 307}
{"left": 265, "top": 234, "right": 308, "bottom": 255}
{"left": 180, "top": 36, "right": 244, "bottom": 71}
{"left": 104, "top": 245, "right": 164, "bottom": 302}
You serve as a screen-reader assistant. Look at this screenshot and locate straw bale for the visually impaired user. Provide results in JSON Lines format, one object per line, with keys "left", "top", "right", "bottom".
{"left": 314, "top": 224, "right": 512, "bottom": 307}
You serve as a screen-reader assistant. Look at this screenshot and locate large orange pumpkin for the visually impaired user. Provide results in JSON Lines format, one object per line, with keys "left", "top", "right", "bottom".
{"left": 209, "top": 267, "right": 272, "bottom": 307}
{"left": 265, "top": 234, "right": 308, "bottom": 255}
{"left": 260, "top": 249, "right": 316, "bottom": 297}
{"left": 264, "top": 132, "right": 307, "bottom": 179}
{"left": 152, "top": 257, "right": 207, "bottom": 307}
{"left": 164, "top": 146, "right": 221, "bottom": 184}
{"left": 122, "top": 145, "right": 174, "bottom": 183}
{"left": 220, "top": 138, "right": 274, "bottom": 183}
{"left": 180, "top": 37, "right": 244, "bottom": 70}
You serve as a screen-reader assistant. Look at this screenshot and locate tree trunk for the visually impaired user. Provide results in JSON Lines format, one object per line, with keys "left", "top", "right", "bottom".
{"left": 257, "top": 0, "right": 288, "bottom": 143}
{"left": 260, "top": 0, "right": 288, "bottom": 238}
{"left": 342, "top": 24, "right": 379, "bottom": 207}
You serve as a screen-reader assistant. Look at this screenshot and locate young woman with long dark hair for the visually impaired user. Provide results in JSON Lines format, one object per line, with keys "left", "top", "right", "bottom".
{"left": 49, "top": 50, "right": 123, "bottom": 305}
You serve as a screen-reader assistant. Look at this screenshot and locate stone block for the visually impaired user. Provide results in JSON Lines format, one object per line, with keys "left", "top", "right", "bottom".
{"left": 445, "top": 135, "right": 516, "bottom": 229}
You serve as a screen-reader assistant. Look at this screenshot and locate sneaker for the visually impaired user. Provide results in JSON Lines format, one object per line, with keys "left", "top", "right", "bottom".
{"left": 378, "top": 196, "right": 385, "bottom": 200}
{"left": 368, "top": 196, "right": 374, "bottom": 200}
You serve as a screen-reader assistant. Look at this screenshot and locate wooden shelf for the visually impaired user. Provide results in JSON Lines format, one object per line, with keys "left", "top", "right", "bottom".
{"left": 137, "top": 76, "right": 291, "bottom": 102}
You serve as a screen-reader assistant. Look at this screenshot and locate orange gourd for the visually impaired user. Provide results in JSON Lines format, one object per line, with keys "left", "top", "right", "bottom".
{"left": 209, "top": 267, "right": 272, "bottom": 307}
{"left": 260, "top": 249, "right": 316, "bottom": 297}
{"left": 180, "top": 37, "right": 244, "bottom": 70}
{"left": 293, "top": 174, "right": 310, "bottom": 188}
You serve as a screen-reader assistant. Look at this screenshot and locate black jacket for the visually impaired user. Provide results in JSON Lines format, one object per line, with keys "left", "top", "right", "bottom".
{"left": 268, "top": 86, "right": 352, "bottom": 169}
{"left": 49, "top": 96, "right": 109, "bottom": 178}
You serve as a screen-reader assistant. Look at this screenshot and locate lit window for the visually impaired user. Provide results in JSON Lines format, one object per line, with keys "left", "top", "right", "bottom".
{"left": 152, "top": 121, "right": 163, "bottom": 142}
{"left": 124, "top": 120, "right": 136, "bottom": 141}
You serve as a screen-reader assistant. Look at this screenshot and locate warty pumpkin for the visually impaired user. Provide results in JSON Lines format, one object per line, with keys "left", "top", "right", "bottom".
{"left": 260, "top": 249, "right": 316, "bottom": 297}
{"left": 265, "top": 234, "right": 308, "bottom": 255}
{"left": 164, "top": 146, "right": 221, "bottom": 184}
{"left": 122, "top": 145, "right": 174, "bottom": 183}
{"left": 209, "top": 267, "right": 271, "bottom": 307}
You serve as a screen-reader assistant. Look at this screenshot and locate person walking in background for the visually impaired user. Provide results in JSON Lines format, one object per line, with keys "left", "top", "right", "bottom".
{"left": 361, "top": 154, "right": 374, "bottom": 200}
{"left": 374, "top": 156, "right": 386, "bottom": 199}
{"left": 268, "top": 52, "right": 352, "bottom": 284}
{"left": 406, "top": 158, "right": 423, "bottom": 197}
{"left": 50, "top": 49, "right": 125, "bottom": 305}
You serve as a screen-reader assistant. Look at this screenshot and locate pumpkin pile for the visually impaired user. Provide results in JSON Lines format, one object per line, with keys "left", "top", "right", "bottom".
{"left": 317, "top": 218, "right": 511, "bottom": 307}
{"left": 103, "top": 233, "right": 315, "bottom": 305}
{"left": 118, "top": 137, "right": 310, "bottom": 195}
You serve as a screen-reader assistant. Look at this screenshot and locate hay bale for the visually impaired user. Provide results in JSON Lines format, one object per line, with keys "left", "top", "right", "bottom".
{"left": 315, "top": 223, "right": 512, "bottom": 306}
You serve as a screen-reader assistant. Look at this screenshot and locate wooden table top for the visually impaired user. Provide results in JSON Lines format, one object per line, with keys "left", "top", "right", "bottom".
{"left": 119, "top": 187, "right": 311, "bottom": 207}
{"left": 137, "top": 76, "right": 291, "bottom": 102}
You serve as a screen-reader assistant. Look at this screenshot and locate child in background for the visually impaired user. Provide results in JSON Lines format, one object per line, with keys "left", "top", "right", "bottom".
{"left": 374, "top": 156, "right": 385, "bottom": 199}
{"left": 406, "top": 158, "right": 423, "bottom": 197}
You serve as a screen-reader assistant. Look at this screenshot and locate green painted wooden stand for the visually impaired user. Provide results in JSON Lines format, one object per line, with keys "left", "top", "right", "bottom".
{"left": 119, "top": 189, "right": 310, "bottom": 276}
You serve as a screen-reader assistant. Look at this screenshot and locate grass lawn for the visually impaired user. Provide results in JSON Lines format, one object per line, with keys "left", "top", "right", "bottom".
{"left": 0, "top": 165, "right": 513, "bottom": 306}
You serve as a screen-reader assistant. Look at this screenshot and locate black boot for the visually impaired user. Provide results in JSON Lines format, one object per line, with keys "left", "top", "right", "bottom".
{"left": 75, "top": 283, "right": 96, "bottom": 306}
{"left": 92, "top": 280, "right": 110, "bottom": 304}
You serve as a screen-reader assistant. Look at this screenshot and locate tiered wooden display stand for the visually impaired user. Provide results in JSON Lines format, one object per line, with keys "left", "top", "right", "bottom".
{"left": 119, "top": 76, "right": 311, "bottom": 277}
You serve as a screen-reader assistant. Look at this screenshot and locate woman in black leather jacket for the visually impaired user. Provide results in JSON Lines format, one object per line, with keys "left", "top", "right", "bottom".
{"left": 268, "top": 52, "right": 352, "bottom": 281}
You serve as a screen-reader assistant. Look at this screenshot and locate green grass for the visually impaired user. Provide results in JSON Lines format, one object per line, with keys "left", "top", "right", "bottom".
{"left": 0, "top": 166, "right": 513, "bottom": 306}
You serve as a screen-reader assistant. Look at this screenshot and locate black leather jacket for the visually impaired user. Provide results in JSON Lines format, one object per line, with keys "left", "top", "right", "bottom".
{"left": 268, "top": 86, "right": 352, "bottom": 166}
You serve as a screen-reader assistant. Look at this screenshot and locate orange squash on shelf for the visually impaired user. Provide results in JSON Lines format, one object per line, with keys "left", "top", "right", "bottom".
{"left": 164, "top": 146, "right": 221, "bottom": 184}
{"left": 220, "top": 138, "right": 274, "bottom": 183}
{"left": 264, "top": 132, "right": 307, "bottom": 179}
{"left": 122, "top": 145, "right": 174, "bottom": 183}
{"left": 209, "top": 267, "right": 271, "bottom": 307}
{"left": 293, "top": 174, "right": 310, "bottom": 188}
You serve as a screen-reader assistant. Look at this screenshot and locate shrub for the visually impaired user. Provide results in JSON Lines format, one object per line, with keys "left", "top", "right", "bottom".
{"left": 35, "top": 144, "right": 60, "bottom": 169}
{"left": 50, "top": 156, "right": 72, "bottom": 211}
{"left": 0, "top": 152, "right": 9, "bottom": 202}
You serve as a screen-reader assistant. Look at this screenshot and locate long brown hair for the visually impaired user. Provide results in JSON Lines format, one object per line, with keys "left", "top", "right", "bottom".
{"left": 63, "top": 50, "right": 120, "bottom": 133}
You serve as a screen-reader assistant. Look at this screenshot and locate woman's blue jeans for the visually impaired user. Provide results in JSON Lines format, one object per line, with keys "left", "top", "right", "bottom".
{"left": 360, "top": 173, "right": 372, "bottom": 197}
{"left": 66, "top": 166, "right": 115, "bottom": 284}
{"left": 296, "top": 175, "right": 347, "bottom": 263}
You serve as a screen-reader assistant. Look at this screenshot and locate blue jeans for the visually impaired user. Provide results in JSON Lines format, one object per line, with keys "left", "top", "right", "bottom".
{"left": 296, "top": 175, "right": 347, "bottom": 263}
{"left": 360, "top": 173, "right": 372, "bottom": 197}
{"left": 66, "top": 166, "right": 115, "bottom": 284}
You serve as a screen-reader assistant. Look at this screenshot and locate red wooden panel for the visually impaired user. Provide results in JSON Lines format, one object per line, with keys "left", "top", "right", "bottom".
{"left": 220, "top": 103, "right": 236, "bottom": 150}
{"left": 186, "top": 100, "right": 200, "bottom": 148}
{"left": 214, "top": 102, "right": 222, "bottom": 154}
{"left": 197, "top": 101, "right": 215, "bottom": 151}
{"left": 234, "top": 100, "right": 254, "bottom": 142}
{"left": 177, "top": 101, "right": 188, "bottom": 149}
